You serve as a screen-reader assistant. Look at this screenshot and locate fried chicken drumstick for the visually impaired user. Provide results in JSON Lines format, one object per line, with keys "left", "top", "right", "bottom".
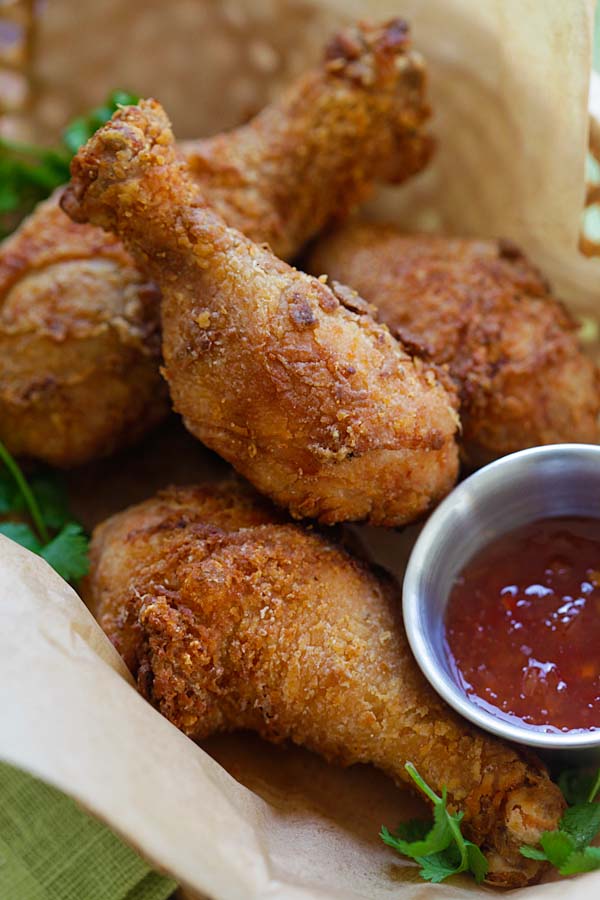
{"left": 0, "top": 195, "right": 166, "bottom": 466}
{"left": 1, "top": 20, "right": 432, "bottom": 467}
{"left": 181, "top": 18, "right": 432, "bottom": 260}
{"left": 308, "top": 224, "right": 600, "bottom": 465}
{"left": 62, "top": 99, "right": 458, "bottom": 525}
{"left": 84, "top": 482, "right": 564, "bottom": 888}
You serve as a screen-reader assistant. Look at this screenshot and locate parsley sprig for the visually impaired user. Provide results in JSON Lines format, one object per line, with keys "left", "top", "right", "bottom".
{"left": 380, "top": 762, "right": 488, "bottom": 884}
{"left": 0, "top": 90, "right": 139, "bottom": 238}
{"left": 520, "top": 768, "right": 600, "bottom": 874}
{"left": 0, "top": 440, "right": 89, "bottom": 582}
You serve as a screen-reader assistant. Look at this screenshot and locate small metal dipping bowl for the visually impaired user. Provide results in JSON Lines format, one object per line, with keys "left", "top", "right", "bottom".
{"left": 403, "top": 443, "right": 600, "bottom": 755}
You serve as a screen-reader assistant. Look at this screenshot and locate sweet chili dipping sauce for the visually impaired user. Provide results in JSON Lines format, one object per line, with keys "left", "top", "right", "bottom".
{"left": 445, "top": 517, "right": 600, "bottom": 732}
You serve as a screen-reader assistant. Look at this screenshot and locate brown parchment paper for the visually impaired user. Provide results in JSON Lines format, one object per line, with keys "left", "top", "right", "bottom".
{"left": 2, "top": 1, "right": 600, "bottom": 898}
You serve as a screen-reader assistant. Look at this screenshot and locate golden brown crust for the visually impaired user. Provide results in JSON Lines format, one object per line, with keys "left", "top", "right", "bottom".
{"left": 307, "top": 223, "right": 600, "bottom": 465}
{"left": 84, "top": 482, "right": 564, "bottom": 887}
{"left": 181, "top": 19, "right": 433, "bottom": 260}
{"left": 62, "top": 99, "right": 459, "bottom": 525}
{"left": 0, "top": 192, "right": 167, "bottom": 466}
{"left": 1, "top": 21, "right": 433, "bottom": 467}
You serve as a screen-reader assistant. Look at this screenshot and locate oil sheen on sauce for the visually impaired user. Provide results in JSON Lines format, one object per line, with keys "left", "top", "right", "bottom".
{"left": 444, "top": 516, "right": 600, "bottom": 732}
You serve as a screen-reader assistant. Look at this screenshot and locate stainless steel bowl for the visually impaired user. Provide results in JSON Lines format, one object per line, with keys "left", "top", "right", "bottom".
{"left": 403, "top": 443, "right": 600, "bottom": 753}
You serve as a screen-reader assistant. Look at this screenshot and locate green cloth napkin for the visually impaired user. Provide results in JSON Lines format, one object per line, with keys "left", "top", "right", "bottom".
{"left": 0, "top": 762, "right": 177, "bottom": 900}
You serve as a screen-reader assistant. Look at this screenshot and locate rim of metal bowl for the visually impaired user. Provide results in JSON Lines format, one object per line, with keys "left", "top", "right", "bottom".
{"left": 402, "top": 444, "right": 600, "bottom": 750}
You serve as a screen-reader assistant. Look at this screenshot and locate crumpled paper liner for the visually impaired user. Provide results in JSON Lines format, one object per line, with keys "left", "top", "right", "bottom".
{"left": 2, "top": 1, "right": 600, "bottom": 898}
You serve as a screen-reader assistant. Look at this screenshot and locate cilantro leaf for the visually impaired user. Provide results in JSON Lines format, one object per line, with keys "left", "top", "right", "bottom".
{"left": 0, "top": 183, "right": 20, "bottom": 214}
{"left": 559, "top": 769, "right": 596, "bottom": 806}
{"left": 1, "top": 89, "right": 139, "bottom": 237}
{"left": 381, "top": 802, "right": 453, "bottom": 858}
{"left": 521, "top": 766, "right": 600, "bottom": 876}
{"left": 539, "top": 830, "right": 577, "bottom": 867}
{"left": 417, "top": 845, "right": 462, "bottom": 883}
{"left": 39, "top": 523, "right": 90, "bottom": 582}
{"left": 380, "top": 763, "right": 488, "bottom": 885}
{"left": 519, "top": 845, "right": 549, "bottom": 861}
{"left": 559, "top": 847, "right": 600, "bottom": 875}
{"left": 465, "top": 842, "right": 488, "bottom": 883}
{"left": 62, "top": 90, "right": 139, "bottom": 155}
{"left": 8, "top": 472, "right": 71, "bottom": 530}
{"left": 28, "top": 473, "right": 71, "bottom": 530}
{"left": 0, "top": 469, "right": 19, "bottom": 514}
{"left": 561, "top": 802, "right": 600, "bottom": 849}
{"left": 0, "top": 522, "right": 42, "bottom": 553}
{"left": 0, "top": 141, "right": 70, "bottom": 238}
{"left": 0, "top": 441, "right": 89, "bottom": 583}
{"left": 0, "top": 441, "right": 49, "bottom": 544}
{"left": 394, "top": 818, "right": 431, "bottom": 842}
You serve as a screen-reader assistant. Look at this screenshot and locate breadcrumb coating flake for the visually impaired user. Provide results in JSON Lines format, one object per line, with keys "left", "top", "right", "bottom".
{"left": 307, "top": 223, "right": 600, "bottom": 466}
{"left": 84, "top": 482, "right": 565, "bottom": 888}
{"left": 61, "top": 98, "right": 459, "bottom": 526}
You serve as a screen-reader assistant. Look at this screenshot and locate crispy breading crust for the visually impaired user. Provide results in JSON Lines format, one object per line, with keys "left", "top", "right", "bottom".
{"left": 181, "top": 19, "right": 433, "bottom": 260}
{"left": 307, "top": 223, "right": 600, "bottom": 465}
{"left": 62, "top": 99, "right": 459, "bottom": 525}
{"left": 84, "top": 482, "right": 565, "bottom": 887}
{"left": 0, "top": 193, "right": 167, "bottom": 466}
{"left": 1, "top": 21, "right": 433, "bottom": 467}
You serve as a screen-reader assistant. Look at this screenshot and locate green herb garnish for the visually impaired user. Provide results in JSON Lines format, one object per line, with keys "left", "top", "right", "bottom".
{"left": 380, "top": 762, "right": 488, "bottom": 884}
{"left": 381, "top": 763, "right": 600, "bottom": 884}
{"left": 61, "top": 89, "right": 139, "bottom": 156}
{"left": 520, "top": 767, "right": 600, "bottom": 875}
{"left": 0, "top": 90, "right": 139, "bottom": 238}
{"left": 0, "top": 440, "right": 89, "bottom": 582}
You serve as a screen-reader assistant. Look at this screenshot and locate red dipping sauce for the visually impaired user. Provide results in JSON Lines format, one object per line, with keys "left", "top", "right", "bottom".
{"left": 445, "top": 517, "right": 600, "bottom": 733}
